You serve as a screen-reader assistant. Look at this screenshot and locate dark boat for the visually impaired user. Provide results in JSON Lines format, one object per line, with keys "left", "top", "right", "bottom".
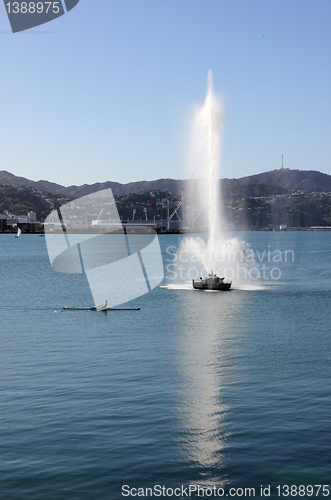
{"left": 192, "top": 273, "right": 232, "bottom": 291}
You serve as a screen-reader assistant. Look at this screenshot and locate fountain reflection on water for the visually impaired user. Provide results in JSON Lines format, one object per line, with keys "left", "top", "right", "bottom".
{"left": 176, "top": 291, "right": 235, "bottom": 487}
{"left": 176, "top": 291, "right": 243, "bottom": 488}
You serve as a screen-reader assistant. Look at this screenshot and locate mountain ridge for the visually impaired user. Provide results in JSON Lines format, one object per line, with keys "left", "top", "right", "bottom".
{"left": 0, "top": 168, "right": 331, "bottom": 197}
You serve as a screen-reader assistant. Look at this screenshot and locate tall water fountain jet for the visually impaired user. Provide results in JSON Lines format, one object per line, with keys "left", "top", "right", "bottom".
{"left": 186, "top": 70, "right": 224, "bottom": 274}
{"left": 169, "top": 72, "right": 253, "bottom": 287}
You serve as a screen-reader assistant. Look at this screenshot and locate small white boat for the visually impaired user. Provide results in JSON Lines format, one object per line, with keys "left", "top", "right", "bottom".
{"left": 15, "top": 227, "right": 21, "bottom": 238}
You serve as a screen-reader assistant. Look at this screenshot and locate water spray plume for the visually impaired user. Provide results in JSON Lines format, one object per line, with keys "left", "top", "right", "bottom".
{"left": 175, "top": 71, "right": 251, "bottom": 283}
{"left": 186, "top": 70, "right": 224, "bottom": 274}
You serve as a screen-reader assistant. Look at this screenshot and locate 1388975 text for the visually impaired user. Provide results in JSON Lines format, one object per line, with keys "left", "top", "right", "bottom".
{"left": 5, "top": 2, "right": 61, "bottom": 14}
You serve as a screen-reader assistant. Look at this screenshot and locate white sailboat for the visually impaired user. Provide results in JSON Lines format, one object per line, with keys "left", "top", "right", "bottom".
{"left": 15, "top": 227, "right": 21, "bottom": 238}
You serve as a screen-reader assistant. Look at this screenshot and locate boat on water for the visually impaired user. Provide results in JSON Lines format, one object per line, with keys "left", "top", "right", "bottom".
{"left": 15, "top": 227, "right": 21, "bottom": 238}
{"left": 192, "top": 273, "right": 232, "bottom": 291}
{"left": 63, "top": 300, "right": 140, "bottom": 311}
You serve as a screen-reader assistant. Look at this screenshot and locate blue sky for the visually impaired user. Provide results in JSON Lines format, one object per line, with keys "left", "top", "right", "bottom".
{"left": 1, "top": 0, "right": 330, "bottom": 186}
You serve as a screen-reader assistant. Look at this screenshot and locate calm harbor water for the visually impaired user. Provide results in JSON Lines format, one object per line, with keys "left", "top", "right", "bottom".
{"left": 0, "top": 232, "right": 330, "bottom": 499}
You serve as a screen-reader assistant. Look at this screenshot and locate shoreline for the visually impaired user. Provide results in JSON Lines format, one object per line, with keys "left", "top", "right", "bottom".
{"left": 2, "top": 227, "right": 331, "bottom": 235}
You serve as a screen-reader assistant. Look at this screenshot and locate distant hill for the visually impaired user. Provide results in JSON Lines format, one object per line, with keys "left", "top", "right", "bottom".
{"left": 62, "top": 178, "right": 184, "bottom": 197}
{"left": 1, "top": 169, "right": 330, "bottom": 228}
{"left": 0, "top": 168, "right": 330, "bottom": 197}
{"left": 0, "top": 184, "right": 53, "bottom": 220}
{"left": 0, "top": 170, "right": 68, "bottom": 195}
{"left": 0, "top": 170, "right": 185, "bottom": 197}
{"left": 228, "top": 169, "right": 331, "bottom": 193}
